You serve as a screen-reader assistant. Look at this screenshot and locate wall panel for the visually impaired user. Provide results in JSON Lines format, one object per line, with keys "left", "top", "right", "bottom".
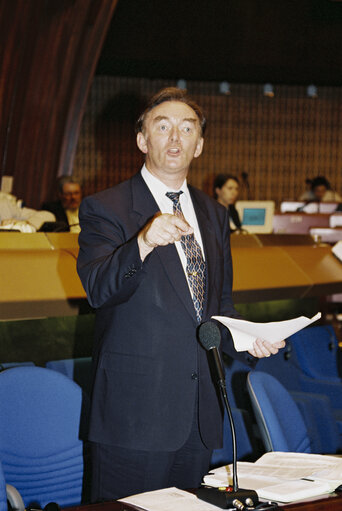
{"left": 74, "top": 78, "right": 342, "bottom": 207}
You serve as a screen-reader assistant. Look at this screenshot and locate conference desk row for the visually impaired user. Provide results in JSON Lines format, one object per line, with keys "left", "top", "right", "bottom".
{"left": 64, "top": 492, "right": 342, "bottom": 511}
{"left": 0, "top": 231, "right": 342, "bottom": 320}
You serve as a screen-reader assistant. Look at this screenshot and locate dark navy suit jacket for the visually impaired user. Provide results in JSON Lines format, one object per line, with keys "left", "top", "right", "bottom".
{"left": 77, "top": 172, "right": 255, "bottom": 452}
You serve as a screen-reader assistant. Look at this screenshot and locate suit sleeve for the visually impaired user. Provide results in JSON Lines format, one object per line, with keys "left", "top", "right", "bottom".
{"left": 77, "top": 195, "right": 146, "bottom": 309}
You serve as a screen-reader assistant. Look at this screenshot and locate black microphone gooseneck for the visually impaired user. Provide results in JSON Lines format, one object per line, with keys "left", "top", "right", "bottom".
{"left": 198, "top": 321, "right": 238, "bottom": 491}
{"left": 197, "top": 321, "right": 259, "bottom": 510}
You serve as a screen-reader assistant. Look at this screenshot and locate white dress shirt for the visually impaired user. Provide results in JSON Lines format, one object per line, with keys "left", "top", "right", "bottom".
{"left": 141, "top": 165, "right": 205, "bottom": 294}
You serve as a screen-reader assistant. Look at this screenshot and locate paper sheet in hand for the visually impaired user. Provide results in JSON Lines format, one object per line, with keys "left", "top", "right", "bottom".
{"left": 211, "top": 312, "right": 321, "bottom": 352}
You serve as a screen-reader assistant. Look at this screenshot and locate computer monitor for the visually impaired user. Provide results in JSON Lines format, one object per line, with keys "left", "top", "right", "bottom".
{"left": 235, "top": 200, "right": 275, "bottom": 233}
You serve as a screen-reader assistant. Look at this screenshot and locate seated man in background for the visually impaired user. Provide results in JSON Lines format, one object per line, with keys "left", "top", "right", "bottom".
{"left": 0, "top": 192, "right": 55, "bottom": 232}
{"left": 42, "top": 176, "right": 82, "bottom": 232}
{"left": 299, "top": 175, "right": 342, "bottom": 203}
{"left": 213, "top": 173, "right": 243, "bottom": 231}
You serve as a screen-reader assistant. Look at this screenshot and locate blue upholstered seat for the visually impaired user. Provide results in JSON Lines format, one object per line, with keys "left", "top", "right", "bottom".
{"left": 247, "top": 371, "right": 312, "bottom": 453}
{"left": 0, "top": 366, "right": 86, "bottom": 508}
{"left": 211, "top": 407, "right": 254, "bottom": 467}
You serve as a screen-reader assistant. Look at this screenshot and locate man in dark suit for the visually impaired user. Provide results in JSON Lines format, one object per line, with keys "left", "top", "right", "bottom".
{"left": 77, "top": 88, "right": 284, "bottom": 501}
{"left": 42, "top": 176, "right": 82, "bottom": 232}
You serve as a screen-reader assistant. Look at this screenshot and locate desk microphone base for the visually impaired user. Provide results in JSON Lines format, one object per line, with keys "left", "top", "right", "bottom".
{"left": 197, "top": 486, "right": 259, "bottom": 509}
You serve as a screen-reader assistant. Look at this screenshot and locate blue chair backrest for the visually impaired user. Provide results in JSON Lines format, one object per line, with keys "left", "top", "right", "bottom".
{"left": 0, "top": 362, "right": 35, "bottom": 371}
{"left": 224, "top": 358, "right": 252, "bottom": 409}
{"left": 46, "top": 357, "right": 92, "bottom": 395}
{"left": 211, "top": 407, "right": 254, "bottom": 467}
{"left": 247, "top": 371, "right": 311, "bottom": 453}
{"left": 0, "top": 460, "right": 7, "bottom": 511}
{"left": 256, "top": 344, "right": 303, "bottom": 391}
{"left": 288, "top": 325, "right": 340, "bottom": 381}
{"left": 0, "top": 366, "right": 84, "bottom": 508}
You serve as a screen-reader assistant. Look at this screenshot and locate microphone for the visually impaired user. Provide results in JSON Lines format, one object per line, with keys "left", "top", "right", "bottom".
{"left": 197, "top": 321, "right": 259, "bottom": 510}
{"left": 198, "top": 321, "right": 226, "bottom": 389}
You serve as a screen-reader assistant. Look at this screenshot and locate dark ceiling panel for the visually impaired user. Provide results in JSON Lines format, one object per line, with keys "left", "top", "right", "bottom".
{"left": 96, "top": 0, "right": 342, "bottom": 85}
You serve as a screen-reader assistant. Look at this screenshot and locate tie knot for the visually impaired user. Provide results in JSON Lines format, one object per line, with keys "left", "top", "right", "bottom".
{"left": 166, "top": 191, "right": 183, "bottom": 206}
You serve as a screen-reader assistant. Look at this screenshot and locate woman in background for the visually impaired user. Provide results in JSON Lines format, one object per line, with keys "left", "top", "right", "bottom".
{"left": 213, "top": 174, "right": 243, "bottom": 231}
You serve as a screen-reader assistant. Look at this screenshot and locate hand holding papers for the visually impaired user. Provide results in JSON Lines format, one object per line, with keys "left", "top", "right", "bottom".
{"left": 212, "top": 312, "right": 321, "bottom": 352}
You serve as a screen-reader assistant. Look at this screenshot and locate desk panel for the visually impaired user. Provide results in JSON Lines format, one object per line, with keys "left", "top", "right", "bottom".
{"left": 1, "top": 233, "right": 342, "bottom": 318}
{"left": 273, "top": 213, "right": 330, "bottom": 234}
{"left": 283, "top": 246, "right": 342, "bottom": 297}
{"left": 0, "top": 232, "right": 52, "bottom": 249}
{"left": 232, "top": 246, "right": 312, "bottom": 302}
{"left": 0, "top": 249, "right": 86, "bottom": 319}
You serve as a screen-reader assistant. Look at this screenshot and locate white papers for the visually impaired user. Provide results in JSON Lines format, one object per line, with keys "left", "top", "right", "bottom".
{"left": 119, "top": 487, "right": 220, "bottom": 511}
{"left": 257, "top": 479, "right": 332, "bottom": 503}
{"left": 332, "top": 240, "right": 342, "bottom": 262}
{"left": 212, "top": 312, "right": 321, "bottom": 352}
{"left": 203, "top": 452, "right": 342, "bottom": 503}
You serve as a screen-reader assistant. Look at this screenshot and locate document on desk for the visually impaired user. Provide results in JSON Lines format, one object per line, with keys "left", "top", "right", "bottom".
{"left": 211, "top": 312, "right": 321, "bottom": 351}
{"left": 118, "top": 487, "right": 220, "bottom": 511}
{"left": 203, "top": 451, "right": 342, "bottom": 503}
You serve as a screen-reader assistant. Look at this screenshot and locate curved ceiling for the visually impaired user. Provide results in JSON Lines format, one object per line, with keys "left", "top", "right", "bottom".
{"left": 97, "top": 0, "right": 342, "bottom": 85}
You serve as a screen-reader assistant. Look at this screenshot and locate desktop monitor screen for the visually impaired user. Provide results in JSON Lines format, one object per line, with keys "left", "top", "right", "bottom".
{"left": 235, "top": 200, "right": 275, "bottom": 233}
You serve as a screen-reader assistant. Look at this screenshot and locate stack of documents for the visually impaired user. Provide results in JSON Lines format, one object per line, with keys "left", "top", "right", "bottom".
{"left": 203, "top": 451, "right": 342, "bottom": 503}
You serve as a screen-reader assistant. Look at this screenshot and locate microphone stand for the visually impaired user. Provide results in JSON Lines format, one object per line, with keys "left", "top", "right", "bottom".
{"left": 219, "top": 376, "right": 239, "bottom": 493}
{"left": 197, "top": 347, "right": 259, "bottom": 509}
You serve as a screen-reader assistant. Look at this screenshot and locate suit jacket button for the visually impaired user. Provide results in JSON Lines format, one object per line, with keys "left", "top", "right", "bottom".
{"left": 191, "top": 373, "right": 198, "bottom": 380}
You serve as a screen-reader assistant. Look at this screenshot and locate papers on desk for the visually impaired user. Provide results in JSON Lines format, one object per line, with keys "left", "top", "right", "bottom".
{"left": 212, "top": 312, "right": 321, "bottom": 352}
{"left": 119, "top": 487, "right": 220, "bottom": 510}
{"left": 203, "top": 451, "right": 342, "bottom": 503}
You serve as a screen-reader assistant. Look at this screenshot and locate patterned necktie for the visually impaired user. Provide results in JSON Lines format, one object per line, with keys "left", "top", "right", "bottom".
{"left": 166, "top": 191, "right": 206, "bottom": 323}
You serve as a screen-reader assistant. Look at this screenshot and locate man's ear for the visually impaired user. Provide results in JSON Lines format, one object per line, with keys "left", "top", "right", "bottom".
{"left": 194, "top": 137, "right": 204, "bottom": 159}
{"left": 136, "top": 132, "right": 148, "bottom": 154}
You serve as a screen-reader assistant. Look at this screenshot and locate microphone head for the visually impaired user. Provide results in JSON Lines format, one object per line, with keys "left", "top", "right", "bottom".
{"left": 198, "top": 321, "right": 221, "bottom": 350}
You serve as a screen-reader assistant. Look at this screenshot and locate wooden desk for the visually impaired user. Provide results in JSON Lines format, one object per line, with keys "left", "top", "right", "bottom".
{"left": 65, "top": 492, "right": 342, "bottom": 511}
{"left": 1, "top": 232, "right": 342, "bottom": 319}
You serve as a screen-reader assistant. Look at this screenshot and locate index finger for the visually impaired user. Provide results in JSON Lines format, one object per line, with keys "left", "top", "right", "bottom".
{"left": 170, "top": 214, "right": 194, "bottom": 235}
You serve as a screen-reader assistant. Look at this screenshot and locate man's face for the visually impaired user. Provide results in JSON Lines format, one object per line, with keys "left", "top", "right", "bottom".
{"left": 136, "top": 101, "right": 204, "bottom": 184}
{"left": 216, "top": 179, "right": 239, "bottom": 207}
{"left": 313, "top": 185, "right": 327, "bottom": 201}
{"left": 60, "top": 183, "right": 82, "bottom": 210}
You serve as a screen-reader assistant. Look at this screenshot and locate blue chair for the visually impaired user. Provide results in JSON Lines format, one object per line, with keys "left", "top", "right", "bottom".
{"left": 0, "top": 366, "right": 86, "bottom": 508}
{"left": 257, "top": 338, "right": 342, "bottom": 450}
{"left": 0, "top": 458, "right": 25, "bottom": 511}
{"left": 288, "top": 325, "right": 341, "bottom": 382}
{"left": 212, "top": 358, "right": 264, "bottom": 463}
{"left": 46, "top": 357, "right": 92, "bottom": 396}
{"left": 0, "top": 362, "right": 35, "bottom": 371}
{"left": 211, "top": 407, "right": 254, "bottom": 467}
{"left": 0, "top": 459, "right": 8, "bottom": 511}
{"left": 247, "top": 371, "right": 312, "bottom": 453}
